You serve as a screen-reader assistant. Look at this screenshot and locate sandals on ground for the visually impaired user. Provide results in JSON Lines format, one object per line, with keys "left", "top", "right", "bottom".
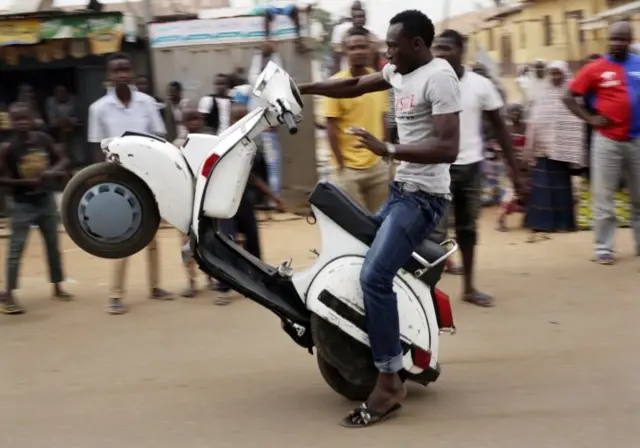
{"left": 340, "top": 402, "right": 402, "bottom": 428}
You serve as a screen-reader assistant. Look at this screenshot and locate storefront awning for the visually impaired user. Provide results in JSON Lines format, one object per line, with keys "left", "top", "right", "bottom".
{"left": 580, "top": 0, "right": 640, "bottom": 30}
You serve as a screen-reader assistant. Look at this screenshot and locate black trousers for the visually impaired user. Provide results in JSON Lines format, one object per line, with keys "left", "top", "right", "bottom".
{"left": 430, "top": 162, "right": 483, "bottom": 247}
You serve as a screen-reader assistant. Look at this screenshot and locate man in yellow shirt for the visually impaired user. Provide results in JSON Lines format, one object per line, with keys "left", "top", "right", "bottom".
{"left": 323, "top": 27, "right": 389, "bottom": 213}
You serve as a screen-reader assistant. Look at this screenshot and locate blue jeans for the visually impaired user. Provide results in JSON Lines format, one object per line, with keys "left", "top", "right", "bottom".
{"left": 360, "top": 183, "right": 449, "bottom": 373}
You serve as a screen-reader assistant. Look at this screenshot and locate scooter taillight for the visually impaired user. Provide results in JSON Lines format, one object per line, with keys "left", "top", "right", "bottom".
{"left": 201, "top": 154, "right": 220, "bottom": 177}
{"left": 434, "top": 288, "right": 455, "bottom": 330}
{"left": 412, "top": 347, "right": 432, "bottom": 370}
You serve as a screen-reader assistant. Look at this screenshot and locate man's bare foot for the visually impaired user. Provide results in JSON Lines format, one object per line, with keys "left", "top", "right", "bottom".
{"left": 341, "top": 372, "right": 406, "bottom": 427}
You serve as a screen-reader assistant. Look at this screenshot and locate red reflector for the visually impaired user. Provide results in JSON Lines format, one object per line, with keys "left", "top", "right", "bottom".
{"left": 434, "top": 288, "right": 455, "bottom": 329}
{"left": 201, "top": 154, "right": 220, "bottom": 177}
{"left": 413, "top": 347, "right": 432, "bottom": 370}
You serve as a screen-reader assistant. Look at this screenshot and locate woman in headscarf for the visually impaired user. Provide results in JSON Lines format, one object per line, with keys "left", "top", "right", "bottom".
{"left": 524, "top": 61, "right": 584, "bottom": 241}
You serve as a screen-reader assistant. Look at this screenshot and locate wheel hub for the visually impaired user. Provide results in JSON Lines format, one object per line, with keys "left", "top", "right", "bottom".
{"left": 77, "top": 182, "right": 143, "bottom": 244}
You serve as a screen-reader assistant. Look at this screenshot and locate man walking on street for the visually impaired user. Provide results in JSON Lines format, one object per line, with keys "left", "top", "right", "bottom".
{"left": 0, "top": 102, "right": 72, "bottom": 314}
{"left": 88, "top": 52, "right": 173, "bottom": 314}
{"left": 431, "top": 29, "right": 524, "bottom": 307}
{"left": 300, "top": 10, "right": 460, "bottom": 427}
{"left": 564, "top": 21, "right": 640, "bottom": 265}
{"left": 324, "top": 27, "right": 389, "bottom": 213}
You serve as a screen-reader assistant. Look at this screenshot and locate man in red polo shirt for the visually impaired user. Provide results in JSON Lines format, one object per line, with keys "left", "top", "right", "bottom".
{"left": 564, "top": 21, "right": 640, "bottom": 265}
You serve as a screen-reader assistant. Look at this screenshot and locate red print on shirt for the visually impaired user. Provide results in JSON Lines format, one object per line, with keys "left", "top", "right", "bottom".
{"left": 395, "top": 95, "right": 415, "bottom": 113}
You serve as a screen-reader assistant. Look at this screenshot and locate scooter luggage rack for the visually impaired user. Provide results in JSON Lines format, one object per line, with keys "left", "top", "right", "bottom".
{"left": 412, "top": 239, "right": 459, "bottom": 278}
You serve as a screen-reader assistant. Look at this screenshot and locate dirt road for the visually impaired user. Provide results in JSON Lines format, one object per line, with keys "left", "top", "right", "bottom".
{"left": 2, "top": 211, "right": 639, "bottom": 447}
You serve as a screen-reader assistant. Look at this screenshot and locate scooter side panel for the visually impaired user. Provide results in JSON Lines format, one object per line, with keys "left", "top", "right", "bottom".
{"left": 296, "top": 208, "right": 439, "bottom": 371}
{"left": 107, "top": 136, "right": 193, "bottom": 233}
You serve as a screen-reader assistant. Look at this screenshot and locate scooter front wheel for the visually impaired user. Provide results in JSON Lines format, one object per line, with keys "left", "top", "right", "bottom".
{"left": 61, "top": 162, "right": 160, "bottom": 259}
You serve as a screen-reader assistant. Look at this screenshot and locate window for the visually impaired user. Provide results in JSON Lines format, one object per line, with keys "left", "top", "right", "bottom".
{"left": 566, "top": 10, "right": 585, "bottom": 43}
{"left": 543, "top": 15, "right": 552, "bottom": 46}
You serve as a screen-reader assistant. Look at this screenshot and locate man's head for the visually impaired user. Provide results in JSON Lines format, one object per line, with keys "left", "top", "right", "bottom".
{"left": 432, "top": 29, "right": 465, "bottom": 69}
{"left": 135, "top": 75, "right": 150, "bottom": 93}
{"left": 182, "top": 100, "right": 204, "bottom": 133}
{"left": 609, "top": 21, "right": 632, "bottom": 61}
{"left": 262, "top": 39, "right": 275, "bottom": 57}
{"left": 533, "top": 59, "right": 546, "bottom": 79}
{"left": 352, "top": 8, "right": 366, "bottom": 28}
{"left": 54, "top": 85, "right": 69, "bottom": 102}
{"left": 17, "top": 84, "right": 34, "bottom": 103}
{"left": 107, "top": 52, "right": 134, "bottom": 88}
{"left": 167, "top": 81, "right": 182, "bottom": 103}
{"left": 386, "top": 9, "right": 435, "bottom": 75}
{"left": 9, "top": 102, "right": 34, "bottom": 133}
{"left": 345, "top": 27, "right": 372, "bottom": 69}
{"left": 213, "top": 73, "right": 230, "bottom": 96}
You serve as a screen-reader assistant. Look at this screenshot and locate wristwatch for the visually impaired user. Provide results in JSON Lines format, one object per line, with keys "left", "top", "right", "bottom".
{"left": 385, "top": 142, "right": 396, "bottom": 162}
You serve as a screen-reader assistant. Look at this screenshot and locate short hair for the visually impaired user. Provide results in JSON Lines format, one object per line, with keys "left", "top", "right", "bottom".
{"left": 389, "top": 9, "right": 435, "bottom": 48}
{"left": 106, "top": 52, "right": 131, "bottom": 66}
{"left": 439, "top": 29, "right": 466, "bottom": 49}
{"left": 169, "top": 81, "right": 183, "bottom": 91}
{"left": 587, "top": 53, "right": 601, "bottom": 60}
{"left": 346, "top": 26, "right": 370, "bottom": 39}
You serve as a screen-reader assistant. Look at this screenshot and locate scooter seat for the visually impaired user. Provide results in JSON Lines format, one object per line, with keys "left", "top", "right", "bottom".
{"left": 308, "top": 181, "right": 447, "bottom": 284}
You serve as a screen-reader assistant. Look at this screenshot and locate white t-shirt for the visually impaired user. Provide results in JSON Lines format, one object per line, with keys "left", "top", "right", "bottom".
{"left": 456, "top": 69, "right": 504, "bottom": 165}
{"left": 382, "top": 59, "right": 461, "bottom": 195}
{"left": 331, "top": 21, "right": 352, "bottom": 47}
{"left": 88, "top": 89, "right": 166, "bottom": 142}
{"left": 197, "top": 96, "right": 231, "bottom": 133}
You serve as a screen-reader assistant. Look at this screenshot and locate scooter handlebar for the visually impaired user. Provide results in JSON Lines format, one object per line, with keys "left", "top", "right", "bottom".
{"left": 281, "top": 111, "right": 298, "bottom": 135}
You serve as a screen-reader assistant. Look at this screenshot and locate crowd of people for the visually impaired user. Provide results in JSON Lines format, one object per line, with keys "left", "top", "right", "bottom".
{"left": 0, "top": 37, "right": 288, "bottom": 315}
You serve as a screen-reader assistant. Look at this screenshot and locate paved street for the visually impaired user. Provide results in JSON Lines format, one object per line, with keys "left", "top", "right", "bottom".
{"left": 2, "top": 210, "right": 640, "bottom": 448}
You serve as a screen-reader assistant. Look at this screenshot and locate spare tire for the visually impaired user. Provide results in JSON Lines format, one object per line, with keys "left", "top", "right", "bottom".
{"left": 61, "top": 162, "right": 160, "bottom": 259}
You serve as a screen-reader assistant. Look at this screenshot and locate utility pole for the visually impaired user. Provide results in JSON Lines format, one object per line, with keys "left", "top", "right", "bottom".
{"left": 442, "top": 0, "right": 452, "bottom": 29}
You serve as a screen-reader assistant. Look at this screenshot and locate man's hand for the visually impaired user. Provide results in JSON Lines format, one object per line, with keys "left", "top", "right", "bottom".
{"left": 274, "top": 198, "right": 288, "bottom": 213}
{"left": 588, "top": 115, "right": 611, "bottom": 128}
{"left": 350, "top": 127, "right": 387, "bottom": 156}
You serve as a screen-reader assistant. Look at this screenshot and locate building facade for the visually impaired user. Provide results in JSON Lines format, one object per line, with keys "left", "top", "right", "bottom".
{"left": 464, "top": 0, "right": 640, "bottom": 75}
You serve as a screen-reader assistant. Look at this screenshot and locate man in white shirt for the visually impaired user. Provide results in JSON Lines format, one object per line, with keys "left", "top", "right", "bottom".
{"left": 432, "top": 29, "right": 525, "bottom": 307}
{"left": 198, "top": 73, "right": 231, "bottom": 135}
{"left": 87, "top": 52, "right": 173, "bottom": 315}
{"left": 331, "top": 1, "right": 380, "bottom": 74}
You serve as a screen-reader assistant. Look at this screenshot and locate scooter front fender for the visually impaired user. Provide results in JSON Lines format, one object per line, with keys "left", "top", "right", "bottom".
{"left": 107, "top": 135, "right": 194, "bottom": 233}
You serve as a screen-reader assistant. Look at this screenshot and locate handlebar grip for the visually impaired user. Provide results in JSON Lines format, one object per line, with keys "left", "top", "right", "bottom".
{"left": 282, "top": 111, "right": 298, "bottom": 135}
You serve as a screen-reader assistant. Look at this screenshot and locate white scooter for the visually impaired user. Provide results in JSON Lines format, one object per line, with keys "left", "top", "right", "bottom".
{"left": 61, "top": 62, "right": 458, "bottom": 401}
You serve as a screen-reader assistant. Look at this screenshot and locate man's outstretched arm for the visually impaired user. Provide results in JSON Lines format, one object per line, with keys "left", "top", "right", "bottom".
{"left": 299, "top": 72, "right": 390, "bottom": 98}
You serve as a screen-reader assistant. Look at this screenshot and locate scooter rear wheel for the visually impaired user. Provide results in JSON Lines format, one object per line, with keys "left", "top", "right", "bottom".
{"left": 61, "top": 162, "right": 160, "bottom": 259}
{"left": 316, "top": 354, "right": 373, "bottom": 402}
